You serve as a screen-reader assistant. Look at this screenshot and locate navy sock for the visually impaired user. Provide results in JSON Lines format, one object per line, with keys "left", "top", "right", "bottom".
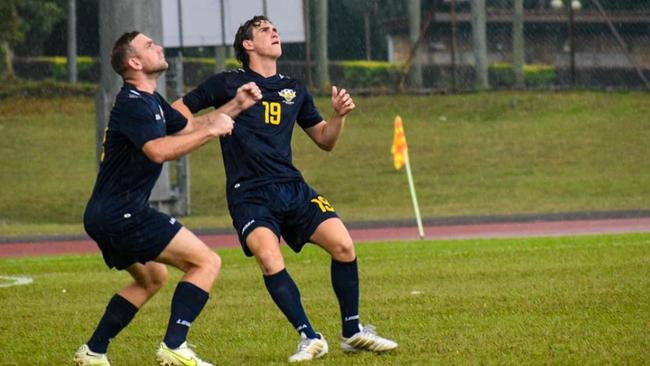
{"left": 331, "top": 258, "right": 360, "bottom": 338}
{"left": 163, "top": 281, "right": 209, "bottom": 349}
{"left": 264, "top": 269, "right": 318, "bottom": 339}
{"left": 87, "top": 294, "right": 138, "bottom": 353}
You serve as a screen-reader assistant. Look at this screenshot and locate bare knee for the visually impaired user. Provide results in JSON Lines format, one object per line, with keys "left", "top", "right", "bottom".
{"left": 254, "top": 248, "right": 285, "bottom": 275}
{"left": 330, "top": 237, "right": 356, "bottom": 262}
{"left": 198, "top": 251, "right": 221, "bottom": 280}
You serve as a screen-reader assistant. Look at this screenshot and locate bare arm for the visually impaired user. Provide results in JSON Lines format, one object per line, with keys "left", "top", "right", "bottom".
{"left": 172, "top": 81, "right": 262, "bottom": 131}
{"left": 142, "top": 112, "right": 234, "bottom": 164}
{"left": 304, "top": 86, "right": 355, "bottom": 151}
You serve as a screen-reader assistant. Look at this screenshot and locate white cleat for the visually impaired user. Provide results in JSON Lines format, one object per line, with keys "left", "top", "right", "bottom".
{"left": 73, "top": 344, "right": 111, "bottom": 366}
{"left": 288, "top": 332, "right": 329, "bottom": 363}
{"left": 341, "top": 324, "right": 398, "bottom": 353}
{"left": 156, "top": 341, "right": 214, "bottom": 366}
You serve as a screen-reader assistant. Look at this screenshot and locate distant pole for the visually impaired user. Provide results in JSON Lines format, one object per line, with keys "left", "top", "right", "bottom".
{"left": 302, "top": 0, "right": 313, "bottom": 87}
{"left": 450, "top": 0, "right": 458, "bottom": 91}
{"left": 67, "top": 0, "right": 77, "bottom": 84}
{"left": 568, "top": 4, "right": 576, "bottom": 86}
{"left": 364, "top": 13, "right": 371, "bottom": 60}
{"left": 215, "top": 0, "right": 226, "bottom": 72}
{"left": 471, "top": 0, "right": 489, "bottom": 90}
{"left": 175, "top": 0, "right": 190, "bottom": 215}
{"left": 513, "top": 0, "right": 525, "bottom": 88}
{"left": 313, "top": 0, "right": 329, "bottom": 91}
{"left": 407, "top": 0, "right": 423, "bottom": 90}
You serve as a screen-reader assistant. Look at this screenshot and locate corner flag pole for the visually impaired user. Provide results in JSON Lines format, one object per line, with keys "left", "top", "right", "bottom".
{"left": 404, "top": 150, "right": 425, "bottom": 239}
{"left": 392, "top": 116, "right": 425, "bottom": 239}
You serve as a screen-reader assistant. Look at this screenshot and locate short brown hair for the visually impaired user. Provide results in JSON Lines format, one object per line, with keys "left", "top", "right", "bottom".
{"left": 234, "top": 15, "right": 270, "bottom": 67}
{"left": 111, "top": 31, "right": 140, "bottom": 76}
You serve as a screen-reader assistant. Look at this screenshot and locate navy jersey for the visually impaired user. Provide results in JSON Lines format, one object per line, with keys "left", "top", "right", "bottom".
{"left": 182, "top": 67, "right": 323, "bottom": 199}
{"left": 85, "top": 83, "right": 187, "bottom": 227}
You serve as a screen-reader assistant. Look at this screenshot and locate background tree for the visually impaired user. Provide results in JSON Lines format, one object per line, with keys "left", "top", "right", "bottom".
{"left": 0, "top": 0, "right": 21, "bottom": 80}
{"left": 14, "top": 0, "right": 64, "bottom": 56}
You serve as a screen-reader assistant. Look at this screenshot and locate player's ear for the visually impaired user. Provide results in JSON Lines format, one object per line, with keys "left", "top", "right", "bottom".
{"left": 243, "top": 39, "right": 254, "bottom": 51}
{"left": 127, "top": 57, "right": 142, "bottom": 71}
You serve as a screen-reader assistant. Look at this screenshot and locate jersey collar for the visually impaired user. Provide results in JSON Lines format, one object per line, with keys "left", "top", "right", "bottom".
{"left": 244, "top": 67, "right": 283, "bottom": 82}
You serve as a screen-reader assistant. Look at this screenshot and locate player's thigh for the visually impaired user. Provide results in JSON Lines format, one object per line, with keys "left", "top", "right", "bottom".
{"left": 155, "top": 227, "right": 220, "bottom": 273}
{"left": 246, "top": 226, "right": 285, "bottom": 275}
{"left": 310, "top": 217, "right": 356, "bottom": 261}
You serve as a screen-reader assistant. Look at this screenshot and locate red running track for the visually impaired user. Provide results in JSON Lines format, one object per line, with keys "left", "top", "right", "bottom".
{"left": 1, "top": 217, "right": 649, "bottom": 258}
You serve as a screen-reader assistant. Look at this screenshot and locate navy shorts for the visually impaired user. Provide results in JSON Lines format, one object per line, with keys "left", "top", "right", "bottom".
{"left": 84, "top": 206, "right": 183, "bottom": 270}
{"left": 228, "top": 181, "right": 339, "bottom": 256}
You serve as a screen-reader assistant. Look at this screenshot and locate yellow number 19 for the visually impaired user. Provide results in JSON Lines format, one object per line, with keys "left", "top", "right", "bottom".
{"left": 311, "top": 196, "right": 335, "bottom": 213}
{"left": 262, "top": 101, "right": 281, "bottom": 125}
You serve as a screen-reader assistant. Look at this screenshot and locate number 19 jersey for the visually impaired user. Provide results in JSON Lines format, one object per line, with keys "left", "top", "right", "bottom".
{"left": 182, "top": 67, "right": 323, "bottom": 199}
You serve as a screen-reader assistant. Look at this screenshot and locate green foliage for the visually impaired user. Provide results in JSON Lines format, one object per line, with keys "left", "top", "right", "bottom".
{"left": 0, "top": 0, "right": 21, "bottom": 44}
{"left": 14, "top": 0, "right": 64, "bottom": 56}
{"left": 0, "top": 233, "right": 649, "bottom": 364}
{"left": 339, "top": 60, "right": 399, "bottom": 89}
{"left": 183, "top": 57, "right": 241, "bottom": 85}
{"left": 32, "top": 56, "right": 97, "bottom": 82}
{"left": 0, "top": 79, "right": 95, "bottom": 99}
{"left": 489, "top": 62, "right": 556, "bottom": 88}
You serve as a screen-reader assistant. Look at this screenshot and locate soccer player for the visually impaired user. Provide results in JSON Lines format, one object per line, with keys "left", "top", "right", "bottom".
{"left": 73, "top": 31, "right": 261, "bottom": 366}
{"left": 172, "top": 16, "right": 398, "bottom": 362}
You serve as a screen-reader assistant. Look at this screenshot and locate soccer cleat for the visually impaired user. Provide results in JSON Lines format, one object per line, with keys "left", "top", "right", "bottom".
{"left": 288, "top": 332, "right": 329, "bottom": 363}
{"left": 156, "top": 341, "right": 214, "bottom": 366}
{"left": 341, "top": 324, "right": 398, "bottom": 353}
{"left": 73, "top": 344, "right": 111, "bottom": 366}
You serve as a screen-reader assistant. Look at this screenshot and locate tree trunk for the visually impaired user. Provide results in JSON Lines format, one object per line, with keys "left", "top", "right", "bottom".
{"left": 0, "top": 40, "right": 15, "bottom": 81}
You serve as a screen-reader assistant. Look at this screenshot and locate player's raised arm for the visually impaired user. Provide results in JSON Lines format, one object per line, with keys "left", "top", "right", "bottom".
{"left": 142, "top": 113, "right": 234, "bottom": 164}
{"left": 305, "top": 86, "right": 355, "bottom": 151}
{"left": 172, "top": 81, "right": 262, "bottom": 132}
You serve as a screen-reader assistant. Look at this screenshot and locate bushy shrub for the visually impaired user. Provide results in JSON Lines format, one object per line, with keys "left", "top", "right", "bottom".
{"left": 489, "top": 62, "right": 556, "bottom": 88}
{"left": 0, "top": 80, "right": 96, "bottom": 99}
{"left": 32, "top": 56, "right": 99, "bottom": 82}
{"left": 339, "top": 60, "right": 399, "bottom": 89}
{"left": 183, "top": 57, "right": 241, "bottom": 85}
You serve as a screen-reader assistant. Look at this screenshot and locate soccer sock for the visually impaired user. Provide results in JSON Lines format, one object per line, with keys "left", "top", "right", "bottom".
{"left": 264, "top": 268, "right": 319, "bottom": 339}
{"left": 163, "top": 281, "right": 209, "bottom": 349}
{"left": 331, "top": 257, "right": 360, "bottom": 338}
{"left": 87, "top": 294, "right": 138, "bottom": 354}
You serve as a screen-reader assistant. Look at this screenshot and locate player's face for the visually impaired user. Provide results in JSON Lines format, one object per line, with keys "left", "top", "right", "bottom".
{"left": 130, "top": 34, "right": 168, "bottom": 74}
{"left": 250, "top": 20, "right": 282, "bottom": 59}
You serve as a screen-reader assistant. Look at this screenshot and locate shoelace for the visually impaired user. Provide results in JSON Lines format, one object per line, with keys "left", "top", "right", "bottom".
{"left": 362, "top": 324, "right": 378, "bottom": 336}
{"left": 296, "top": 338, "right": 313, "bottom": 352}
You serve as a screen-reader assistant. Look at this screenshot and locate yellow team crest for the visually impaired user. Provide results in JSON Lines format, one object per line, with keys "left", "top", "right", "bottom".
{"left": 278, "top": 89, "right": 296, "bottom": 105}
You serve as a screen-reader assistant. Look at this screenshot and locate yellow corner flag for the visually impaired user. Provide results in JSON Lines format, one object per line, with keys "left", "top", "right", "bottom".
{"left": 390, "top": 115, "right": 425, "bottom": 239}
{"left": 391, "top": 116, "right": 408, "bottom": 170}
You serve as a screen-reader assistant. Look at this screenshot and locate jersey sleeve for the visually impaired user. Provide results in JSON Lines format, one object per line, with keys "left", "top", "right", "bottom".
{"left": 297, "top": 84, "right": 324, "bottom": 129}
{"left": 183, "top": 73, "right": 230, "bottom": 113}
{"left": 119, "top": 99, "right": 165, "bottom": 149}
{"left": 158, "top": 95, "right": 188, "bottom": 135}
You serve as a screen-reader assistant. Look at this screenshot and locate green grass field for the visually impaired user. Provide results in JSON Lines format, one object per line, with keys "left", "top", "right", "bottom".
{"left": 0, "top": 91, "right": 649, "bottom": 236}
{"left": 0, "top": 233, "right": 648, "bottom": 365}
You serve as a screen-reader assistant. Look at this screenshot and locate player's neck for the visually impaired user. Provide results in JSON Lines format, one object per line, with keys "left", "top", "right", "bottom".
{"left": 247, "top": 58, "right": 277, "bottom": 78}
{"left": 125, "top": 73, "right": 158, "bottom": 94}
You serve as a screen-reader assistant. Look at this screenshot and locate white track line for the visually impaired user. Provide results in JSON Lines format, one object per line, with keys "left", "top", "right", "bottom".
{"left": 0, "top": 275, "right": 33, "bottom": 288}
